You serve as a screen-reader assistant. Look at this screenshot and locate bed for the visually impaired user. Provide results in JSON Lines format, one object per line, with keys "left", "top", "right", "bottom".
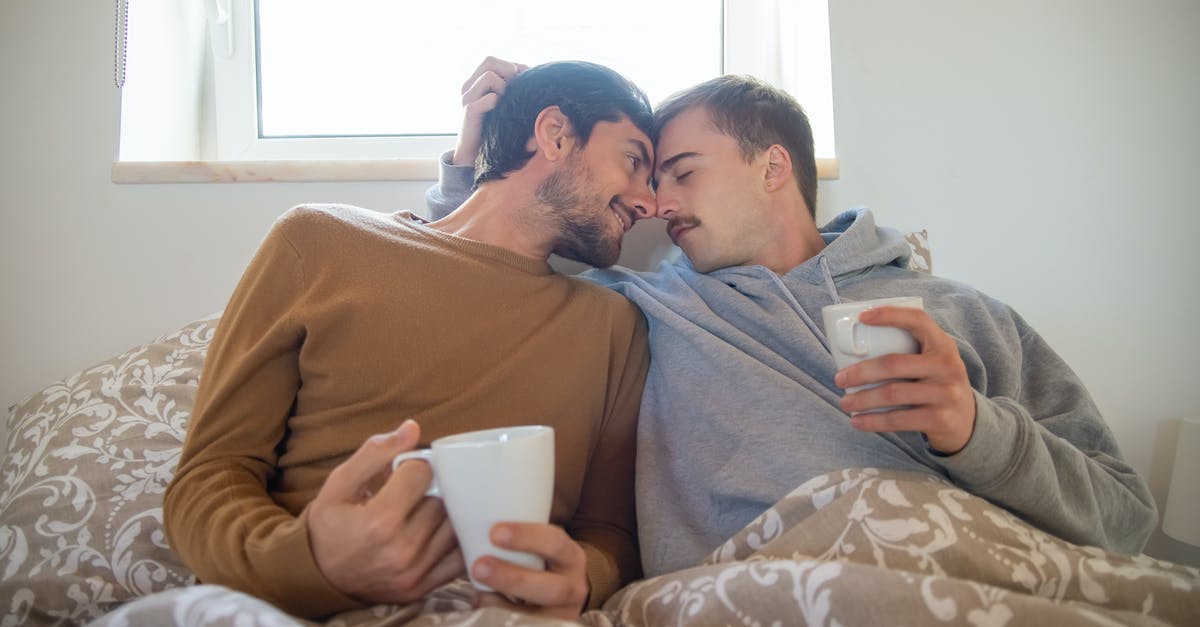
{"left": 3, "top": 232, "right": 1198, "bottom": 626}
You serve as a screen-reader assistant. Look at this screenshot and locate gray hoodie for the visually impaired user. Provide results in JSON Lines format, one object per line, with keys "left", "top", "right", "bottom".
{"left": 427, "top": 158, "right": 1157, "bottom": 577}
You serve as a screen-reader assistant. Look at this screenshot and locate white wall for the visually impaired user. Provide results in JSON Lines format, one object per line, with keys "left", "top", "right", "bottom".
{"left": 2, "top": 0, "right": 1197, "bottom": 565}
{"left": 821, "top": 0, "right": 1200, "bottom": 565}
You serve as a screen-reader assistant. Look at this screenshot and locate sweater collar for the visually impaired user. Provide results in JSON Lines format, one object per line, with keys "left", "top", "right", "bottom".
{"left": 394, "top": 211, "right": 554, "bottom": 276}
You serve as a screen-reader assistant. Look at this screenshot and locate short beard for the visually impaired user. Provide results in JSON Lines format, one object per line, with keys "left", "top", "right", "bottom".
{"left": 535, "top": 156, "right": 621, "bottom": 268}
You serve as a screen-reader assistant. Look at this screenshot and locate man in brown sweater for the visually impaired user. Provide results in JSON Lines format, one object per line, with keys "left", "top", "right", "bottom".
{"left": 163, "top": 60, "right": 657, "bottom": 620}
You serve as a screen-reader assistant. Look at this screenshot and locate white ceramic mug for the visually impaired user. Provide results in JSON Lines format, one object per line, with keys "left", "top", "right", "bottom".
{"left": 822, "top": 296, "right": 924, "bottom": 405}
{"left": 391, "top": 425, "right": 555, "bottom": 591}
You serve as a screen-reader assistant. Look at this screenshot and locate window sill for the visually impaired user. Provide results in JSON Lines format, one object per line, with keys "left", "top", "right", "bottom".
{"left": 111, "top": 159, "right": 438, "bottom": 184}
{"left": 111, "top": 158, "right": 839, "bottom": 184}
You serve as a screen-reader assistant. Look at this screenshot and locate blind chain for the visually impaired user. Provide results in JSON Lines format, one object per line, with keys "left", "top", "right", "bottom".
{"left": 114, "top": 0, "right": 129, "bottom": 88}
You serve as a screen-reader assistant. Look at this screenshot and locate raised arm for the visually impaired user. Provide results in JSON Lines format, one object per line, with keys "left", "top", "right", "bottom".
{"left": 453, "top": 56, "right": 527, "bottom": 167}
{"left": 425, "top": 57, "right": 522, "bottom": 219}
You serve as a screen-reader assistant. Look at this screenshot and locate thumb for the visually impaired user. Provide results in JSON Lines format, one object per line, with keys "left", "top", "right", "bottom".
{"left": 320, "top": 420, "right": 421, "bottom": 501}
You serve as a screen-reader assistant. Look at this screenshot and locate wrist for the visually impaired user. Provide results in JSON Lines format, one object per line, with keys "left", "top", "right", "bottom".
{"left": 450, "top": 142, "right": 477, "bottom": 167}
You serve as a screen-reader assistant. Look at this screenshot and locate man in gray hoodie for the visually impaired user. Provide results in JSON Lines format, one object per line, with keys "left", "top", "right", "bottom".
{"left": 428, "top": 62, "right": 1157, "bottom": 579}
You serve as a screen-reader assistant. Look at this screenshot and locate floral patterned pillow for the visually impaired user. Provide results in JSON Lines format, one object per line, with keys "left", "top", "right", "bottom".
{"left": 0, "top": 313, "right": 219, "bottom": 626}
{"left": 905, "top": 229, "right": 931, "bottom": 274}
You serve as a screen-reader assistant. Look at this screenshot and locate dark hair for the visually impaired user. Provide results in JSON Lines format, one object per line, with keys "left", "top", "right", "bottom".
{"left": 475, "top": 61, "right": 654, "bottom": 187}
{"left": 654, "top": 75, "right": 818, "bottom": 217}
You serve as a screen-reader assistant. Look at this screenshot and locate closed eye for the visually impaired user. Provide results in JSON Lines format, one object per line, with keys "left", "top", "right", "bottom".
{"left": 628, "top": 155, "right": 641, "bottom": 171}
{"left": 677, "top": 171, "right": 693, "bottom": 182}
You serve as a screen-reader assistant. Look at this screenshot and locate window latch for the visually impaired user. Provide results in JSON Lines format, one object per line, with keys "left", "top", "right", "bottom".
{"left": 205, "top": 0, "right": 234, "bottom": 58}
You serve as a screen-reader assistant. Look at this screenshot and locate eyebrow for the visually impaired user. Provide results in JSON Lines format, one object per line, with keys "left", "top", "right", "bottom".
{"left": 657, "top": 151, "right": 700, "bottom": 175}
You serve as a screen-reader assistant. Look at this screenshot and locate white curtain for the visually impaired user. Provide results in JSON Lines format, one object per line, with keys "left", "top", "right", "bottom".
{"left": 725, "top": 0, "right": 836, "bottom": 157}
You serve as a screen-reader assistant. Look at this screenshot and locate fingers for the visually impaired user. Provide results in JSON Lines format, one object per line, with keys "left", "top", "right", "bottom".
{"left": 473, "top": 557, "right": 587, "bottom": 613}
{"left": 835, "top": 308, "right": 976, "bottom": 452}
{"left": 856, "top": 307, "right": 953, "bottom": 369}
{"left": 842, "top": 379, "right": 921, "bottom": 414}
{"left": 471, "top": 523, "right": 588, "bottom": 613}
{"left": 399, "top": 495, "right": 448, "bottom": 539}
{"left": 401, "top": 539, "right": 466, "bottom": 602}
{"left": 459, "top": 57, "right": 526, "bottom": 117}
{"left": 307, "top": 421, "right": 471, "bottom": 606}
{"left": 848, "top": 397, "right": 975, "bottom": 454}
{"left": 461, "top": 72, "right": 508, "bottom": 109}
{"left": 461, "top": 56, "right": 526, "bottom": 94}
{"left": 372, "top": 453, "right": 436, "bottom": 516}
{"left": 859, "top": 305, "right": 931, "bottom": 333}
{"left": 412, "top": 546, "right": 466, "bottom": 598}
{"left": 490, "top": 523, "right": 583, "bottom": 572}
{"left": 399, "top": 497, "right": 458, "bottom": 567}
{"left": 848, "top": 399, "right": 965, "bottom": 435}
{"left": 837, "top": 352, "right": 924, "bottom": 390}
{"left": 834, "top": 308, "right": 959, "bottom": 391}
{"left": 453, "top": 58, "right": 525, "bottom": 167}
{"left": 849, "top": 405, "right": 934, "bottom": 435}
{"left": 320, "top": 420, "right": 419, "bottom": 503}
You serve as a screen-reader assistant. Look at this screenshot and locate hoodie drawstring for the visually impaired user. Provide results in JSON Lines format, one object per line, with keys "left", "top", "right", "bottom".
{"left": 765, "top": 268, "right": 831, "bottom": 353}
{"left": 763, "top": 255, "right": 843, "bottom": 353}
{"left": 819, "top": 256, "right": 841, "bottom": 305}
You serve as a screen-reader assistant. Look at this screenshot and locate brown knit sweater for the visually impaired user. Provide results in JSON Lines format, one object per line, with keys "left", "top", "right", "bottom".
{"left": 164, "top": 204, "right": 649, "bottom": 618}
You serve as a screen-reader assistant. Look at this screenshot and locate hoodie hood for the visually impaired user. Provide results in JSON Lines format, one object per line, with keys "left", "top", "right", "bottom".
{"left": 697, "top": 207, "right": 913, "bottom": 308}
{"left": 788, "top": 208, "right": 913, "bottom": 288}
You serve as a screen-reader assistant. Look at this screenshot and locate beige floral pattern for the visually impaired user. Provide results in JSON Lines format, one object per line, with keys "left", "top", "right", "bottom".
{"left": 906, "top": 229, "right": 932, "bottom": 273}
{"left": 76, "top": 469, "right": 1200, "bottom": 627}
{"left": 598, "top": 469, "right": 1200, "bottom": 626}
{"left": 0, "top": 314, "right": 217, "bottom": 626}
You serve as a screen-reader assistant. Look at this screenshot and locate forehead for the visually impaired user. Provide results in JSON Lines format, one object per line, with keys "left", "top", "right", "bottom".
{"left": 591, "top": 116, "right": 653, "bottom": 152}
{"left": 655, "top": 106, "right": 733, "bottom": 157}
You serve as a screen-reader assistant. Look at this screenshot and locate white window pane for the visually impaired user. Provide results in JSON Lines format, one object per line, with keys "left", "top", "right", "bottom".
{"left": 257, "top": 0, "right": 722, "bottom": 138}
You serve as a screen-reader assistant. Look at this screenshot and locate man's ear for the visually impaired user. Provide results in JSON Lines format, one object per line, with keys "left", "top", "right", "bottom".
{"left": 762, "top": 144, "right": 793, "bottom": 192}
{"left": 530, "top": 106, "right": 576, "bottom": 162}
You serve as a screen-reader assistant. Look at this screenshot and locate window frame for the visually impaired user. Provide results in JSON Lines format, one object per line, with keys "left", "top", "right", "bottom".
{"left": 113, "top": 0, "right": 838, "bottom": 183}
{"left": 210, "top": 0, "right": 464, "bottom": 161}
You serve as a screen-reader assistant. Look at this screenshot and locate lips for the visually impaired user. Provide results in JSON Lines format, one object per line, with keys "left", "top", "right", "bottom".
{"left": 609, "top": 201, "right": 634, "bottom": 233}
{"left": 668, "top": 219, "right": 698, "bottom": 244}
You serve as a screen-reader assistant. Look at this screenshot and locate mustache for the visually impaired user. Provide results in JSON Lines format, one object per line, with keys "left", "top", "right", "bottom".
{"left": 667, "top": 216, "right": 700, "bottom": 231}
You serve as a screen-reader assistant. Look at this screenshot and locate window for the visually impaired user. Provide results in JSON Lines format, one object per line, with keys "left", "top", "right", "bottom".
{"left": 255, "top": 0, "right": 721, "bottom": 138}
{"left": 117, "top": 0, "right": 835, "bottom": 181}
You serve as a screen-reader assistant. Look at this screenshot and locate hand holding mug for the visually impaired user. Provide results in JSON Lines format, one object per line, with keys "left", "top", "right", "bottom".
{"left": 307, "top": 420, "right": 464, "bottom": 605}
{"left": 472, "top": 522, "right": 590, "bottom": 619}
{"left": 826, "top": 299, "right": 977, "bottom": 454}
{"left": 390, "top": 425, "right": 587, "bottom": 618}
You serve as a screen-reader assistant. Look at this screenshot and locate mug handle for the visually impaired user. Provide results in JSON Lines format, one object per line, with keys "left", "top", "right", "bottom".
{"left": 391, "top": 449, "right": 440, "bottom": 497}
{"left": 835, "top": 316, "right": 870, "bottom": 356}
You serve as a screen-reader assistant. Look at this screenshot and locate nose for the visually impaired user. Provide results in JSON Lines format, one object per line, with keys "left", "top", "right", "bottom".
{"left": 623, "top": 181, "right": 658, "bottom": 221}
{"left": 653, "top": 184, "right": 678, "bottom": 220}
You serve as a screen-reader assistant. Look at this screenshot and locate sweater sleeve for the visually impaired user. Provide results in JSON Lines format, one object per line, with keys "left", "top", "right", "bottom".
{"left": 163, "top": 210, "right": 362, "bottom": 618}
{"left": 568, "top": 308, "right": 650, "bottom": 608}
{"left": 932, "top": 310, "right": 1157, "bottom": 554}
{"left": 424, "top": 150, "right": 475, "bottom": 220}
